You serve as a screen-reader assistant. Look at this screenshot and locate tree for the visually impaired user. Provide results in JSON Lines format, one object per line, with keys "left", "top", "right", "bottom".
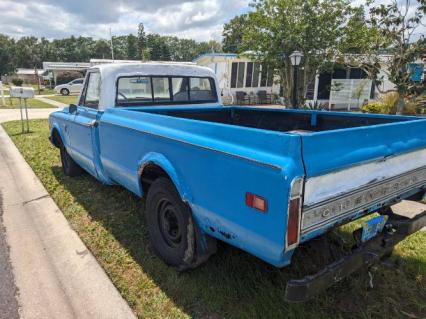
{"left": 0, "top": 34, "right": 15, "bottom": 76}
{"left": 93, "top": 39, "right": 111, "bottom": 59}
{"left": 138, "top": 23, "right": 148, "bottom": 60}
{"left": 112, "top": 35, "right": 129, "bottom": 60}
{"left": 14, "top": 36, "right": 42, "bottom": 68}
{"left": 207, "top": 40, "right": 222, "bottom": 53}
{"left": 146, "top": 33, "right": 164, "bottom": 60}
{"left": 242, "top": 0, "right": 356, "bottom": 106}
{"left": 127, "top": 34, "right": 139, "bottom": 60}
{"left": 222, "top": 14, "right": 249, "bottom": 53}
{"left": 339, "top": 6, "right": 382, "bottom": 55}
{"left": 367, "top": 0, "right": 425, "bottom": 112}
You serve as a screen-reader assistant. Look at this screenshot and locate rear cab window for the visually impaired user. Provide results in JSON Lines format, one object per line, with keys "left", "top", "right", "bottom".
{"left": 116, "top": 75, "right": 217, "bottom": 106}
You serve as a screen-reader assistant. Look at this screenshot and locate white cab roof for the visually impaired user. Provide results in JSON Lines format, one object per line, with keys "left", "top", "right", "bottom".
{"left": 81, "top": 62, "right": 219, "bottom": 110}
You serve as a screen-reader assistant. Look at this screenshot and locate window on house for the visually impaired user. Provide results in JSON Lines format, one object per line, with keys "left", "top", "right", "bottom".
{"left": 245, "top": 62, "right": 253, "bottom": 87}
{"left": 252, "top": 63, "right": 260, "bottom": 87}
{"left": 260, "top": 64, "right": 268, "bottom": 87}
{"left": 237, "top": 62, "right": 245, "bottom": 88}
{"left": 231, "top": 62, "right": 238, "bottom": 88}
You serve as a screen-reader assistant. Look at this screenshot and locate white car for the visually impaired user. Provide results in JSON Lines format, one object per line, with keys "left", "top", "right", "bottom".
{"left": 54, "top": 78, "right": 84, "bottom": 96}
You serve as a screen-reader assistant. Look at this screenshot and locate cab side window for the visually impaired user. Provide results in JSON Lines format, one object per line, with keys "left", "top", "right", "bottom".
{"left": 80, "top": 72, "right": 101, "bottom": 109}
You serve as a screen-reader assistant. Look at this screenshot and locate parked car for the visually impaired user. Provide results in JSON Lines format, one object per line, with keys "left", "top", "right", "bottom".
{"left": 54, "top": 78, "right": 84, "bottom": 95}
{"left": 48, "top": 63, "right": 426, "bottom": 301}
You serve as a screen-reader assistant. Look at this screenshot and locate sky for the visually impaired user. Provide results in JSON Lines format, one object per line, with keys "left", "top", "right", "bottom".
{"left": 0, "top": 0, "right": 424, "bottom": 42}
{"left": 0, "top": 0, "right": 251, "bottom": 42}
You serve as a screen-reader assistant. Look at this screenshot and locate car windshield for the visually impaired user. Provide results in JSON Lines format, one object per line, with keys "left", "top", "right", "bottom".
{"left": 116, "top": 76, "right": 216, "bottom": 106}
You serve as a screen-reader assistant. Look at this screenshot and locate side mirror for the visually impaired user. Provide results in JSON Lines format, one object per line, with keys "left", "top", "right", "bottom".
{"left": 69, "top": 104, "right": 77, "bottom": 114}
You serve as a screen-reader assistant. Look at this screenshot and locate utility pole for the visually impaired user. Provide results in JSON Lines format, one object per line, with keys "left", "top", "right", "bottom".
{"left": 109, "top": 28, "right": 115, "bottom": 61}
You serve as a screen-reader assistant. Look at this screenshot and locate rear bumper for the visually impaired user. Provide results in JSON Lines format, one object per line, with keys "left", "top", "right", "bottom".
{"left": 285, "top": 203, "right": 426, "bottom": 302}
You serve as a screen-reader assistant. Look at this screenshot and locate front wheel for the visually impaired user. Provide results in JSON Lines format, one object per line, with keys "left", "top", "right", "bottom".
{"left": 145, "top": 177, "right": 215, "bottom": 270}
{"left": 60, "top": 145, "right": 83, "bottom": 177}
{"left": 60, "top": 88, "right": 70, "bottom": 96}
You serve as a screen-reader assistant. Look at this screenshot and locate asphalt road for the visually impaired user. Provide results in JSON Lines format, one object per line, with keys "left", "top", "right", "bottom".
{"left": 0, "top": 192, "right": 20, "bottom": 319}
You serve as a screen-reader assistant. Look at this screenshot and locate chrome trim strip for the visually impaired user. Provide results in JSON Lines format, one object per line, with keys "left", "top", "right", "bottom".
{"left": 301, "top": 166, "right": 426, "bottom": 234}
{"left": 305, "top": 166, "right": 426, "bottom": 210}
{"left": 101, "top": 120, "right": 282, "bottom": 171}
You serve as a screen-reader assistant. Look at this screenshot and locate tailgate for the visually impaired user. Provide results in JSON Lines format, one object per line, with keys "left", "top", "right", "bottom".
{"left": 299, "top": 117, "right": 426, "bottom": 237}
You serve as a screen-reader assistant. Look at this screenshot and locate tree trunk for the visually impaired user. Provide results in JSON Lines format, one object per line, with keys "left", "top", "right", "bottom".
{"left": 396, "top": 96, "right": 405, "bottom": 114}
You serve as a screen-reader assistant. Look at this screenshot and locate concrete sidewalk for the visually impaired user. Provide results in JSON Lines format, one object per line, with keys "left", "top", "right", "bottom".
{"left": 0, "top": 108, "right": 56, "bottom": 123}
{"left": 0, "top": 125, "right": 136, "bottom": 318}
{"left": 34, "top": 96, "right": 67, "bottom": 108}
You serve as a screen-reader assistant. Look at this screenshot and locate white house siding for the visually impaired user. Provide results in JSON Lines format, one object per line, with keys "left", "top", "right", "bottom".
{"left": 194, "top": 54, "right": 280, "bottom": 104}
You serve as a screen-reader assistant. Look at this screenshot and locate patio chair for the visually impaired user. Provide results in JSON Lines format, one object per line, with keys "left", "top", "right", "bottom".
{"left": 257, "top": 90, "right": 272, "bottom": 104}
{"left": 235, "top": 91, "right": 250, "bottom": 105}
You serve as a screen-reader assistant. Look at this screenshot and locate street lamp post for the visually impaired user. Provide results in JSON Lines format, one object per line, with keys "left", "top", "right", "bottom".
{"left": 289, "top": 50, "right": 303, "bottom": 108}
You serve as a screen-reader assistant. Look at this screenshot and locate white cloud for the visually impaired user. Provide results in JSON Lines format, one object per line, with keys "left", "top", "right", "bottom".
{"left": 0, "top": 0, "right": 250, "bottom": 41}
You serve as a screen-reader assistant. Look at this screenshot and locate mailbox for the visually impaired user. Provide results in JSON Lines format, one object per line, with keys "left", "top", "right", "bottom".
{"left": 10, "top": 86, "right": 35, "bottom": 99}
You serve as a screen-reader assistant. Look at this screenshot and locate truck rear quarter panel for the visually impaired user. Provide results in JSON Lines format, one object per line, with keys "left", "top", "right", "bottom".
{"left": 97, "top": 107, "right": 305, "bottom": 267}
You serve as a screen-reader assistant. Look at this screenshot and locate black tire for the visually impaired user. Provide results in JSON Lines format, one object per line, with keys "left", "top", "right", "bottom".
{"left": 60, "top": 88, "right": 70, "bottom": 96}
{"left": 60, "top": 145, "right": 84, "bottom": 177}
{"left": 145, "top": 177, "right": 208, "bottom": 270}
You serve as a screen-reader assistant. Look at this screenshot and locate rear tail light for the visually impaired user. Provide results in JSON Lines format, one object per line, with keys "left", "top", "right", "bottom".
{"left": 245, "top": 192, "right": 268, "bottom": 212}
{"left": 286, "top": 177, "right": 304, "bottom": 249}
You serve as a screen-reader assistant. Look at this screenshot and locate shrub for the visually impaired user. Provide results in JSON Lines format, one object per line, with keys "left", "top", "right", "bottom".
{"left": 11, "top": 78, "right": 23, "bottom": 86}
{"left": 414, "top": 94, "right": 426, "bottom": 115}
{"left": 361, "top": 101, "right": 388, "bottom": 114}
{"left": 379, "top": 92, "right": 399, "bottom": 114}
{"left": 402, "top": 102, "right": 418, "bottom": 115}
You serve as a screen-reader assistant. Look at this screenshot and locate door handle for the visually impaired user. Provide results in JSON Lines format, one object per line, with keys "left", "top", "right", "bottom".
{"left": 78, "top": 120, "right": 98, "bottom": 127}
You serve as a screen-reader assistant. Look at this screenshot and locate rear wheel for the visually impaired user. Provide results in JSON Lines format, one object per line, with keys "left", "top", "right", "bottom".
{"left": 60, "top": 88, "right": 70, "bottom": 96}
{"left": 60, "top": 145, "right": 83, "bottom": 177}
{"left": 145, "top": 177, "right": 212, "bottom": 270}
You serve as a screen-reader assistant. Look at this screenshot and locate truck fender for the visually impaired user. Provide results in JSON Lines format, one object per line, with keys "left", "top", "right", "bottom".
{"left": 137, "top": 152, "right": 192, "bottom": 202}
{"left": 50, "top": 123, "right": 66, "bottom": 148}
{"left": 138, "top": 153, "right": 216, "bottom": 261}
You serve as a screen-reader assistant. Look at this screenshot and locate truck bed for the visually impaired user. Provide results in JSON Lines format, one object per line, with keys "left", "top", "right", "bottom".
{"left": 143, "top": 107, "right": 416, "bottom": 133}
{"left": 125, "top": 106, "right": 426, "bottom": 242}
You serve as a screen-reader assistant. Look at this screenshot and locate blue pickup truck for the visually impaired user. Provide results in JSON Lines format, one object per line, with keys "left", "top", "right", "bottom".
{"left": 49, "top": 63, "right": 426, "bottom": 301}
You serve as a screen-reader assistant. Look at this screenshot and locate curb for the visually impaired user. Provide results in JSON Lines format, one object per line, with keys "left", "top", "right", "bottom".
{"left": 0, "top": 125, "right": 136, "bottom": 319}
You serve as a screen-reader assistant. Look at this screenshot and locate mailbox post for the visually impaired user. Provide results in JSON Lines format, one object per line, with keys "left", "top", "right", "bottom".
{"left": 10, "top": 86, "right": 35, "bottom": 133}
{"left": 0, "top": 81, "right": 5, "bottom": 106}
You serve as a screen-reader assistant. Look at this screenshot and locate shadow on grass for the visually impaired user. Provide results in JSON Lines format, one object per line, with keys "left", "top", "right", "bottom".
{"left": 50, "top": 166, "right": 426, "bottom": 319}
{"left": 7, "top": 131, "right": 35, "bottom": 137}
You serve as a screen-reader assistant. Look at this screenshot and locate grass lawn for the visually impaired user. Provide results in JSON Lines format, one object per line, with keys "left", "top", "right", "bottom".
{"left": 0, "top": 97, "right": 56, "bottom": 109}
{"left": 35, "top": 87, "right": 56, "bottom": 95}
{"left": 3, "top": 119, "right": 426, "bottom": 319}
{"left": 45, "top": 95, "right": 78, "bottom": 105}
